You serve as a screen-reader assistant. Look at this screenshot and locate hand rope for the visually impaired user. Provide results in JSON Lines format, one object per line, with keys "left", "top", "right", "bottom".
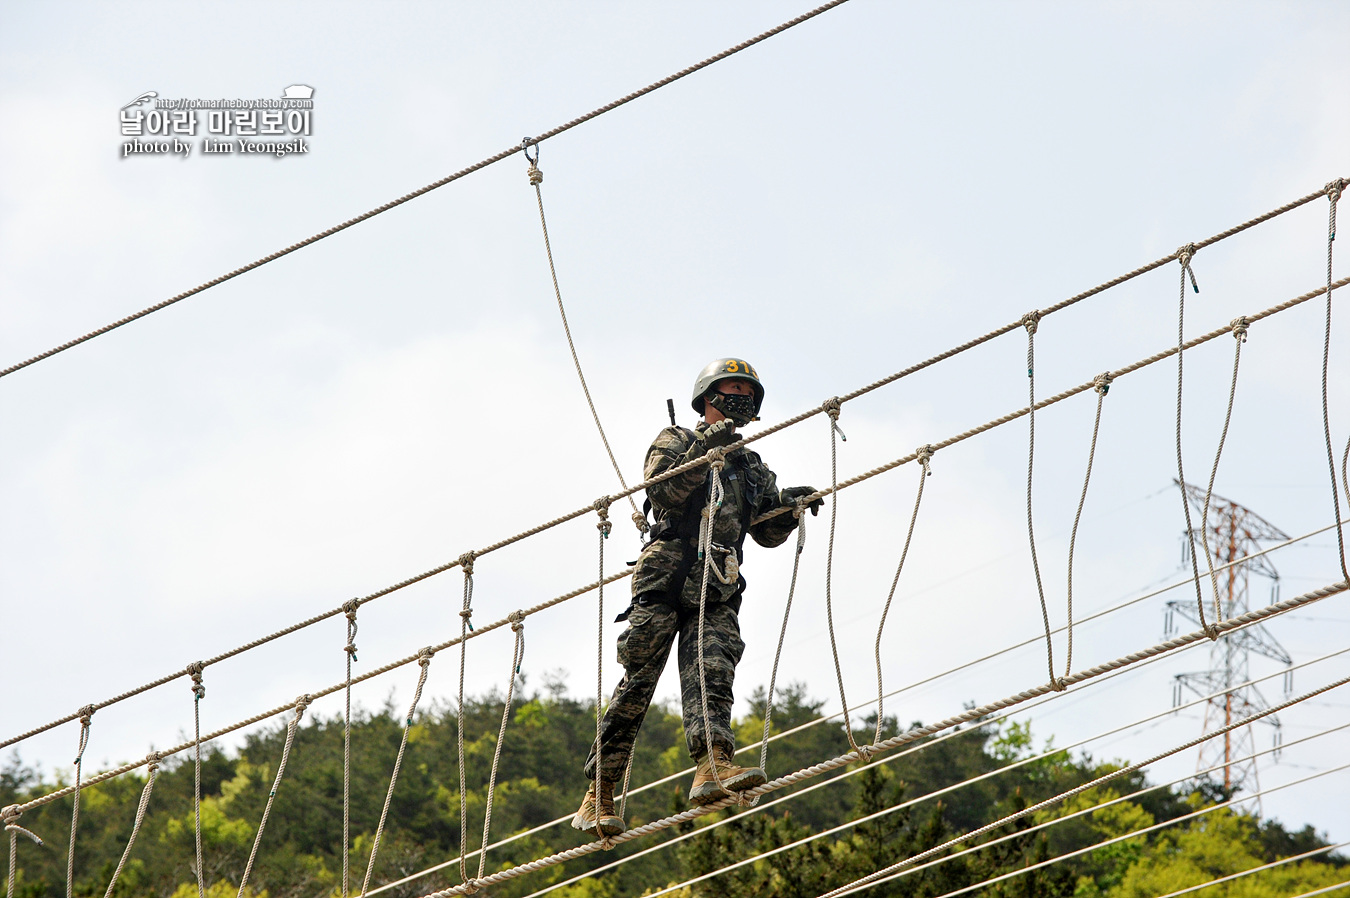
{"left": 455, "top": 557, "right": 474, "bottom": 885}
{"left": 342, "top": 599, "right": 358, "bottom": 898}
{"left": 238, "top": 696, "right": 309, "bottom": 898}
{"left": 815, "top": 670, "right": 1350, "bottom": 898}
{"left": 820, "top": 399, "right": 869, "bottom": 760}
{"left": 874, "top": 445, "right": 932, "bottom": 743}
{"left": 694, "top": 453, "right": 731, "bottom": 797}
{"left": 1198, "top": 318, "right": 1250, "bottom": 623}
{"left": 757, "top": 497, "right": 810, "bottom": 790}
{"left": 1064, "top": 374, "right": 1112, "bottom": 677}
{"left": 1323, "top": 179, "right": 1348, "bottom": 583}
{"left": 413, "top": 578, "right": 1347, "bottom": 898}
{"left": 476, "top": 615, "right": 524, "bottom": 880}
{"left": 65, "top": 706, "right": 93, "bottom": 898}
{"left": 1173, "top": 244, "right": 1215, "bottom": 640}
{"left": 1021, "top": 312, "right": 1061, "bottom": 689}
{"left": 526, "top": 149, "right": 645, "bottom": 537}
{"left": 187, "top": 664, "right": 206, "bottom": 898}
{"left": 7, "top": 192, "right": 1345, "bottom": 756}
{"left": 360, "top": 649, "right": 434, "bottom": 897}
{"left": 102, "top": 753, "right": 161, "bottom": 898}
{"left": 4, "top": 806, "right": 42, "bottom": 898}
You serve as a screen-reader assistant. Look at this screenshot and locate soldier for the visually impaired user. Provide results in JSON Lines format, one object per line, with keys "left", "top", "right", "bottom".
{"left": 573, "top": 358, "right": 822, "bottom": 837}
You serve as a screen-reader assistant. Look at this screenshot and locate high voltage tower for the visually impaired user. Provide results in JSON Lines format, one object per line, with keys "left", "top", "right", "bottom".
{"left": 1166, "top": 481, "right": 1294, "bottom": 802}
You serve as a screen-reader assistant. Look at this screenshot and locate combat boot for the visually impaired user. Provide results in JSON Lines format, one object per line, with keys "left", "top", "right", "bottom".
{"left": 687, "top": 748, "right": 766, "bottom": 805}
{"left": 570, "top": 780, "right": 625, "bottom": 837}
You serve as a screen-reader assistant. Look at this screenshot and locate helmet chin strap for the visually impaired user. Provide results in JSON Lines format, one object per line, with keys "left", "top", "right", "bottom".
{"left": 707, "top": 392, "right": 757, "bottom": 427}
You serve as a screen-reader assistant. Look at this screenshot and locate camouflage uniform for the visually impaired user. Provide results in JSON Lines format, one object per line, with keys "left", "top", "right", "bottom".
{"left": 583, "top": 423, "right": 800, "bottom": 782}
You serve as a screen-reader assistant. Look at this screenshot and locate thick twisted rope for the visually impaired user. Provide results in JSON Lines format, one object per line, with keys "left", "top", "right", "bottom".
{"left": 8, "top": 185, "right": 1344, "bottom": 757}
{"left": 0, "top": 0, "right": 855, "bottom": 382}
{"left": 65, "top": 707, "right": 93, "bottom": 898}
{"left": 874, "top": 445, "right": 931, "bottom": 743}
{"left": 360, "top": 650, "right": 434, "bottom": 897}
{"left": 820, "top": 399, "right": 868, "bottom": 759}
{"left": 1323, "top": 180, "right": 1348, "bottom": 583}
{"left": 1173, "top": 244, "right": 1213, "bottom": 639}
{"left": 102, "top": 754, "right": 161, "bottom": 898}
{"left": 414, "top": 578, "right": 1348, "bottom": 897}
{"left": 187, "top": 665, "right": 206, "bottom": 898}
{"left": 4, "top": 806, "right": 42, "bottom": 898}
{"left": 342, "top": 599, "right": 358, "bottom": 898}
{"left": 455, "top": 560, "right": 474, "bottom": 886}
{"left": 1064, "top": 374, "right": 1111, "bottom": 677}
{"left": 758, "top": 499, "right": 810, "bottom": 785}
{"left": 1199, "top": 318, "right": 1250, "bottom": 623}
{"left": 816, "top": 670, "right": 1350, "bottom": 898}
{"left": 476, "top": 615, "right": 524, "bottom": 881}
{"left": 238, "top": 697, "right": 309, "bottom": 898}
{"left": 1021, "top": 312, "right": 1060, "bottom": 689}
{"left": 527, "top": 151, "right": 644, "bottom": 536}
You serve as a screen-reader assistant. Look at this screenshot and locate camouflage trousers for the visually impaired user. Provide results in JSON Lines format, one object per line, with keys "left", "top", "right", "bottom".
{"left": 582, "top": 593, "right": 745, "bottom": 782}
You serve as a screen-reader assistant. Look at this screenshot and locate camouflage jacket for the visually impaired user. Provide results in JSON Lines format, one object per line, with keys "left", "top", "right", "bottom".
{"left": 630, "top": 423, "right": 800, "bottom": 607}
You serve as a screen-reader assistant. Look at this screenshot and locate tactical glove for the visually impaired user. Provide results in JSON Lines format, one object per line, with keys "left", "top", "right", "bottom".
{"left": 780, "top": 486, "right": 824, "bottom": 516}
{"left": 696, "top": 419, "right": 739, "bottom": 452}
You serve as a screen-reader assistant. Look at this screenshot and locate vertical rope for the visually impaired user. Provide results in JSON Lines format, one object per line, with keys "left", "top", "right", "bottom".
{"left": 758, "top": 501, "right": 809, "bottom": 785}
{"left": 103, "top": 754, "right": 161, "bottom": 898}
{"left": 238, "top": 698, "right": 309, "bottom": 898}
{"left": 593, "top": 502, "right": 611, "bottom": 837}
{"left": 477, "top": 616, "right": 525, "bottom": 879}
{"left": 874, "top": 446, "right": 932, "bottom": 743}
{"left": 360, "top": 650, "right": 434, "bottom": 897}
{"left": 1064, "top": 374, "right": 1112, "bottom": 677}
{"left": 1022, "top": 312, "right": 1061, "bottom": 689}
{"left": 1174, "top": 244, "right": 1213, "bottom": 637}
{"left": 1200, "top": 319, "right": 1250, "bottom": 622}
{"left": 342, "top": 601, "right": 359, "bottom": 898}
{"left": 525, "top": 145, "right": 645, "bottom": 538}
{"left": 1322, "top": 180, "right": 1348, "bottom": 583}
{"left": 695, "top": 451, "right": 731, "bottom": 794}
{"left": 4, "top": 806, "right": 42, "bottom": 898}
{"left": 455, "top": 556, "right": 474, "bottom": 884}
{"left": 65, "top": 706, "right": 93, "bottom": 898}
{"left": 187, "top": 664, "right": 206, "bottom": 898}
{"left": 820, "top": 400, "right": 869, "bottom": 757}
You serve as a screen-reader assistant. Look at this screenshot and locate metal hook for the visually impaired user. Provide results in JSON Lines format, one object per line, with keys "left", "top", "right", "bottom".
{"left": 522, "top": 137, "right": 539, "bottom": 166}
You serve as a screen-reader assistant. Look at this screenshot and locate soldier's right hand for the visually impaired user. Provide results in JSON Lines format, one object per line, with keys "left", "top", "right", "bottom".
{"left": 699, "top": 419, "right": 739, "bottom": 451}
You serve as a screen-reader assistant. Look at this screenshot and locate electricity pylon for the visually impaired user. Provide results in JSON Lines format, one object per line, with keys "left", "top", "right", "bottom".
{"left": 1165, "top": 480, "right": 1292, "bottom": 805}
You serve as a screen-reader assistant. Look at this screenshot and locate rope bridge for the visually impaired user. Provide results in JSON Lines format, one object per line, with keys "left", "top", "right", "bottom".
{"left": 2, "top": 3, "right": 1348, "bottom": 895}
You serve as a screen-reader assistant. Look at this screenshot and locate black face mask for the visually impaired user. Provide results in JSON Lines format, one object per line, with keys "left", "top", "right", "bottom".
{"left": 708, "top": 391, "right": 757, "bottom": 427}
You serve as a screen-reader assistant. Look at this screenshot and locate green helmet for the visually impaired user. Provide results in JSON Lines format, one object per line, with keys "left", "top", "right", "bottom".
{"left": 691, "top": 358, "right": 765, "bottom": 418}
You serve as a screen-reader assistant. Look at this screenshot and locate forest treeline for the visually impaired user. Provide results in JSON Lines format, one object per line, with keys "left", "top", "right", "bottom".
{"left": 2, "top": 679, "right": 1345, "bottom": 898}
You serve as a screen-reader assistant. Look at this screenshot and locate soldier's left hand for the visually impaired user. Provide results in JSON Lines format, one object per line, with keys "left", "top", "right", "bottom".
{"left": 780, "top": 486, "right": 824, "bottom": 516}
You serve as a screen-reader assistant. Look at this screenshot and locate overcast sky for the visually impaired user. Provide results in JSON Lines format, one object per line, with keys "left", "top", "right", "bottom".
{"left": 2, "top": 0, "right": 1349, "bottom": 867}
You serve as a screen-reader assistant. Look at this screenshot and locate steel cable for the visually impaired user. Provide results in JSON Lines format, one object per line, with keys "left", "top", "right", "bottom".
{"left": 1199, "top": 318, "right": 1250, "bottom": 623}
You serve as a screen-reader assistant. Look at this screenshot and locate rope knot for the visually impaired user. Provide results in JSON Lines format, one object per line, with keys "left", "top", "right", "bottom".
{"left": 706, "top": 446, "right": 727, "bottom": 469}
{"left": 1176, "top": 243, "right": 1200, "bottom": 293}
{"left": 461, "top": 879, "right": 482, "bottom": 895}
{"left": 822, "top": 396, "right": 842, "bottom": 420}
{"left": 1021, "top": 310, "right": 1041, "bottom": 335}
{"left": 1204, "top": 622, "right": 1222, "bottom": 642}
{"left": 458, "top": 552, "right": 476, "bottom": 576}
{"left": 1230, "top": 316, "right": 1250, "bottom": 342}
{"left": 186, "top": 662, "right": 206, "bottom": 700}
{"left": 417, "top": 646, "right": 436, "bottom": 666}
{"left": 1093, "top": 372, "right": 1114, "bottom": 395}
{"left": 1, "top": 805, "right": 20, "bottom": 826}
{"left": 1328, "top": 178, "right": 1347, "bottom": 203}
{"left": 508, "top": 610, "right": 526, "bottom": 632}
{"left": 598, "top": 836, "right": 618, "bottom": 850}
{"left": 1050, "top": 677, "right": 1068, "bottom": 693}
{"left": 631, "top": 510, "right": 651, "bottom": 534}
{"left": 145, "top": 750, "right": 164, "bottom": 773}
{"left": 527, "top": 164, "right": 543, "bottom": 186}
{"left": 294, "top": 694, "right": 313, "bottom": 717}
{"left": 915, "top": 444, "right": 935, "bottom": 475}
{"left": 855, "top": 746, "right": 875, "bottom": 764}
{"left": 77, "top": 703, "right": 96, "bottom": 725}
{"left": 593, "top": 497, "right": 613, "bottom": 537}
{"left": 460, "top": 608, "right": 474, "bottom": 622}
